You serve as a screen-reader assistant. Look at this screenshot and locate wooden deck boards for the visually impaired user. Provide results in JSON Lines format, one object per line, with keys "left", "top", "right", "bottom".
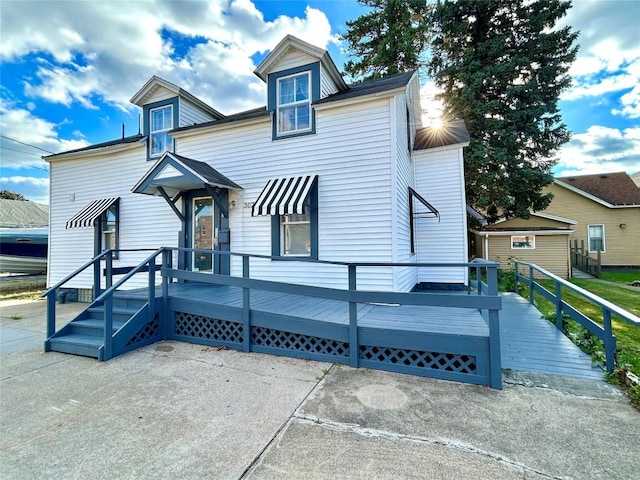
{"left": 499, "top": 293, "right": 604, "bottom": 381}
{"left": 124, "top": 283, "right": 604, "bottom": 381}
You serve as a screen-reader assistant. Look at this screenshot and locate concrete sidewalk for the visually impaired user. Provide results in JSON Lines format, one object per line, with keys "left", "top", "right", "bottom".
{"left": 1, "top": 299, "right": 638, "bottom": 479}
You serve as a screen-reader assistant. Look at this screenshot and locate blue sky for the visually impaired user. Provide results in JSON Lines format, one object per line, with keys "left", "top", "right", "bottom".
{"left": 1, "top": 0, "right": 638, "bottom": 204}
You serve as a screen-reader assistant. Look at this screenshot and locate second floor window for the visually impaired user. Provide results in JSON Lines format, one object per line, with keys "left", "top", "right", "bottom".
{"left": 277, "top": 72, "right": 310, "bottom": 135}
{"left": 150, "top": 105, "right": 173, "bottom": 157}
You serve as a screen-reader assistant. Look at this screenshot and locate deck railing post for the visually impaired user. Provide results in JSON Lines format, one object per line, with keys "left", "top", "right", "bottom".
{"left": 486, "top": 264, "right": 502, "bottom": 389}
{"left": 603, "top": 308, "right": 616, "bottom": 374}
{"left": 93, "top": 257, "right": 101, "bottom": 300}
{"left": 148, "top": 257, "right": 156, "bottom": 327}
{"left": 528, "top": 265, "right": 535, "bottom": 305}
{"left": 45, "top": 290, "right": 56, "bottom": 346}
{"left": 514, "top": 262, "right": 520, "bottom": 295}
{"left": 161, "top": 249, "right": 170, "bottom": 339}
{"left": 105, "top": 250, "right": 113, "bottom": 290}
{"left": 476, "top": 266, "right": 482, "bottom": 295}
{"left": 555, "top": 282, "right": 563, "bottom": 330}
{"left": 103, "top": 293, "right": 113, "bottom": 361}
{"left": 242, "top": 255, "right": 251, "bottom": 353}
{"left": 348, "top": 264, "right": 358, "bottom": 368}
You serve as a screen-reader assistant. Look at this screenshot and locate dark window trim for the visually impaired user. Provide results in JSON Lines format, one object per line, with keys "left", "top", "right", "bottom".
{"left": 142, "top": 97, "right": 179, "bottom": 160}
{"left": 268, "top": 62, "right": 320, "bottom": 140}
{"left": 94, "top": 199, "right": 119, "bottom": 259}
{"left": 271, "top": 181, "right": 318, "bottom": 260}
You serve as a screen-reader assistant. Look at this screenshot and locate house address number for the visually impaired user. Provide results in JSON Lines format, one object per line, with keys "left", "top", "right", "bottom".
{"left": 243, "top": 202, "right": 255, "bottom": 209}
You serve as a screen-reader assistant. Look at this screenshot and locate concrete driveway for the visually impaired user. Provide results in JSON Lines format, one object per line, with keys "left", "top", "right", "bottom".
{"left": 1, "top": 298, "right": 639, "bottom": 479}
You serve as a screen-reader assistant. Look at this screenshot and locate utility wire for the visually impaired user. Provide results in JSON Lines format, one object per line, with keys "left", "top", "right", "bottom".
{"left": 0, "top": 134, "right": 55, "bottom": 154}
{"left": 0, "top": 157, "right": 49, "bottom": 172}
{"left": 1, "top": 145, "right": 48, "bottom": 158}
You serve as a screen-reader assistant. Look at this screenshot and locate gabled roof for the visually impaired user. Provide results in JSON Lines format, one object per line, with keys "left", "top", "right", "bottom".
{"left": 314, "top": 70, "right": 416, "bottom": 106}
{"left": 556, "top": 172, "right": 640, "bottom": 207}
{"left": 44, "top": 134, "right": 145, "bottom": 160}
{"left": 130, "top": 75, "right": 225, "bottom": 120}
{"left": 414, "top": 119, "right": 470, "bottom": 150}
{"left": 171, "top": 72, "right": 417, "bottom": 135}
{"left": 171, "top": 107, "right": 270, "bottom": 135}
{"left": 254, "top": 35, "right": 347, "bottom": 91}
{"left": 132, "top": 151, "right": 241, "bottom": 198}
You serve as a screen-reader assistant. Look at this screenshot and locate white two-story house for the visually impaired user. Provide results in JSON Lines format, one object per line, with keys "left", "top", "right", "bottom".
{"left": 45, "top": 35, "right": 470, "bottom": 294}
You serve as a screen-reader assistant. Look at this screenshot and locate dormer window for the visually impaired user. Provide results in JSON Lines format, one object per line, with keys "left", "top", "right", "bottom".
{"left": 267, "top": 63, "right": 320, "bottom": 140}
{"left": 150, "top": 104, "right": 174, "bottom": 157}
{"left": 277, "top": 72, "right": 311, "bottom": 135}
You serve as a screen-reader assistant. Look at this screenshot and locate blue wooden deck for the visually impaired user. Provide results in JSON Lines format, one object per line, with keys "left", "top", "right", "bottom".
{"left": 499, "top": 293, "right": 603, "bottom": 381}
{"left": 124, "top": 283, "right": 603, "bottom": 382}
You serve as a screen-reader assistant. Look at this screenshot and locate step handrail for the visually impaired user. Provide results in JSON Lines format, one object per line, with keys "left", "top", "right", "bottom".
{"left": 42, "top": 250, "right": 113, "bottom": 340}
{"left": 41, "top": 250, "right": 112, "bottom": 299}
{"left": 95, "top": 247, "right": 165, "bottom": 360}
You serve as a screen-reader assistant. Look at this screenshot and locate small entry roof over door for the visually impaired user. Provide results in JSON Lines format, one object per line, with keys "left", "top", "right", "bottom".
{"left": 66, "top": 197, "right": 119, "bottom": 229}
{"left": 132, "top": 152, "right": 242, "bottom": 198}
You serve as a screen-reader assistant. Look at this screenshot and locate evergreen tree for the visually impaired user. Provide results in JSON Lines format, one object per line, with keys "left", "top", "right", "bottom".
{"left": 427, "top": 0, "right": 578, "bottom": 221}
{"left": 341, "top": 0, "right": 431, "bottom": 81}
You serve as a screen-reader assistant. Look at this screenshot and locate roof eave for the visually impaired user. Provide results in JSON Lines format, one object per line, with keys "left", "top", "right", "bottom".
{"left": 44, "top": 138, "right": 145, "bottom": 162}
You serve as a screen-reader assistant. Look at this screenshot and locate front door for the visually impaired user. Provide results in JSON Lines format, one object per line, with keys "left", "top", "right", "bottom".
{"left": 192, "top": 196, "right": 217, "bottom": 273}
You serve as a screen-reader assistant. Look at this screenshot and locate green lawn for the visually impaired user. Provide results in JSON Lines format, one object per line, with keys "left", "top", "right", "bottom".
{"left": 599, "top": 270, "right": 640, "bottom": 285}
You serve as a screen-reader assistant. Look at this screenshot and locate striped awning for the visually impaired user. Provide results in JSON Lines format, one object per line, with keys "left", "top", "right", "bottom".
{"left": 252, "top": 175, "right": 317, "bottom": 216}
{"left": 66, "top": 197, "right": 119, "bottom": 229}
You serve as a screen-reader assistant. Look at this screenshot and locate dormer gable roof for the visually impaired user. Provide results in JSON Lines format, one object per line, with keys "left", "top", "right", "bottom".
{"left": 130, "top": 75, "right": 225, "bottom": 120}
{"left": 254, "top": 35, "right": 347, "bottom": 91}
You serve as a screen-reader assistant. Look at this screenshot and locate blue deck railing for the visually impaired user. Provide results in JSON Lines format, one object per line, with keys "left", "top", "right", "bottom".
{"left": 514, "top": 261, "right": 640, "bottom": 374}
{"left": 43, "top": 248, "right": 502, "bottom": 387}
{"left": 159, "top": 248, "right": 503, "bottom": 388}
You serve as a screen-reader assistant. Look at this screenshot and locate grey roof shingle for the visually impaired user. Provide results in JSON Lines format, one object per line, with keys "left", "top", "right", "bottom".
{"left": 313, "top": 70, "right": 416, "bottom": 106}
{"left": 170, "top": 153, "right": 242, "bottom": 189}
{"left": 44, "top": 134, "right": 144, "bottom": 159}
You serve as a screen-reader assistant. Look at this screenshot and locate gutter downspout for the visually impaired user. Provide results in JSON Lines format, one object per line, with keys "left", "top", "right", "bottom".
{"left": 484, "top": 234, "right": 490, "bottom": 260}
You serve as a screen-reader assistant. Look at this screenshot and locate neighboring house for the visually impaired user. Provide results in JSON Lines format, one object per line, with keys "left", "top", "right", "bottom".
{"left": 471, "top": 212, "right": 576, "bottom": 278}
{"left": 541, "top": 172, "right": 640, "bottom": 268}
{"left": 631, "top": 171, "right": 640, "bottom": 188}
{"left": 44, "top": 35, "right": 470, "bottom": 294}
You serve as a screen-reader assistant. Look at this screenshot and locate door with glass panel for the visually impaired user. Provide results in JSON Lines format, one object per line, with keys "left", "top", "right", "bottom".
{"left": 192, "top": 197, "right": 217, "bottom": 272}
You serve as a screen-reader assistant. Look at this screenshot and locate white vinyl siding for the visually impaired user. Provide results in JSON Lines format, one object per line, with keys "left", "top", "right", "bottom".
{"left": 48, "top": 146, "right": 181, "bottom": 290}
{"left": 180, "top": 99, "right": 217, "bottom": 127}
{"left": 413, "top": 146, "right": 468, "bottom": 285}
{"left": 267, "top": 51, "right": 317, "bottom": 75}
{"left": 320, "top": 66, "right": 338, "bottom": 98}
{"left": 146, "top": 88, "right": 176, "bottom": 105}
{"left": 177, "top": 98, "right": 395, "bottom": 291}
{"left": 393, "top": 95, "right": 418, "bottom": 291}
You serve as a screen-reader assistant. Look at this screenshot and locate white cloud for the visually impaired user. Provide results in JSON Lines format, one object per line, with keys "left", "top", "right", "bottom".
{"left": 0, "top": 100, "right": 88, "bottom": 169}
{"left": 555, "top": 125, "right": 640, "bottom": 176}
{"left": 0, "top": 0, "right": 336, "bottom": 114}
{"left": 560, "top": 1, "right": 640, "bottom": 118}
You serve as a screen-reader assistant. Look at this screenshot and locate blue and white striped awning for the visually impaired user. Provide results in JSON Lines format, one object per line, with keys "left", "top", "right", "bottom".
{"left": 66, "top": 197, "right": 119, "bottom": 229}
{"left": 252, "top": 175, "right": 317, "bottom": 216}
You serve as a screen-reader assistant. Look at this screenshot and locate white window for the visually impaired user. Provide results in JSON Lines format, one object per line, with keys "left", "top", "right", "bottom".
{"left": 511, "top": 235, "right": 535, "bottom": 249}
{"left": 100, "top": 203, "right": 119, "bottom": 258}
{"left": 277, "top": 72, "right": 311, "bottom": 135}
{"left": 281, "top": 213, "right": 310, "bottom": 256}
{"left": 588, "top": 224, "right": 605, "bottom": 253}
{"left": 150, "top": 105, "right": 173, "bottom": 157}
